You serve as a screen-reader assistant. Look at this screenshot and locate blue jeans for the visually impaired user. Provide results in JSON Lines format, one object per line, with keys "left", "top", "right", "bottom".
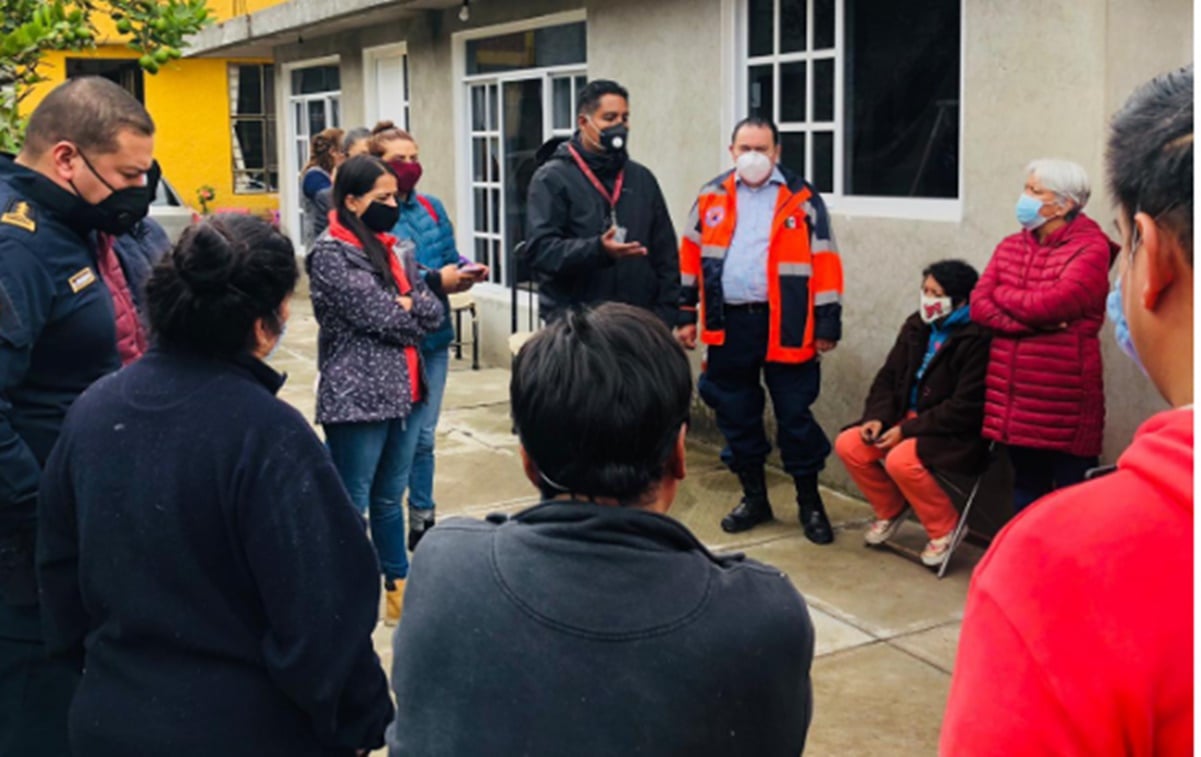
{"left": 325, "top": 419, "right": 412, "bottom": 581}
{"left": 397, "top": 348, "right": 450, "bottom": 513}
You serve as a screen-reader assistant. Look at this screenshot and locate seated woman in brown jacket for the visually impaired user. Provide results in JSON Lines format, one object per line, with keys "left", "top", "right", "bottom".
{"left": 834, "top": 260, "right": 991, "bottom": 566}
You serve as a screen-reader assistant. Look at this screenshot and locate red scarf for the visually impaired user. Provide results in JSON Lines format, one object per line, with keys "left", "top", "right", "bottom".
{"left": 327, "top": 212, "right": 422, "bottom": 404}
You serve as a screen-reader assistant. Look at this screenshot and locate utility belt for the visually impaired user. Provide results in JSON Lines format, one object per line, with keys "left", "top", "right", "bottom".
{"left": 723, "top": 302, "right": 770, "bottom": 315}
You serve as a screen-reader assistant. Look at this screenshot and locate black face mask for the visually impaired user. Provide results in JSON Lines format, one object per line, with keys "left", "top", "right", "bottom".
{"left": 597, "top": 123, "right": 629, "bottom": 153}
{"left": 70, "top": 151, "right": 160, "bottom": 236}
{"left": 361, "top": 200, "right": 400, "bottom": 233}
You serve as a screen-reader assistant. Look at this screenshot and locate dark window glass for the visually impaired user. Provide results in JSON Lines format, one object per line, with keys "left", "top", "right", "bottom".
{"left": 814, "top": 0, "right": 835, "bottom": 49}
{"left": 472, "top": 138, "right": 487, "bottom": 182}
{"left": 553, "top": 77, "right": 572, "bottom": 130}
{"left": 466, "top": 22, "right": 585, "bottom": 74}
{"left": 502, "top": 77, "right": 539, "bottom": 234}
{"left": 234, "top": 121, "right": 265, "bottom": 169}
{"left": 490, "top": 239, "right": 503, "bottom": 284}
{"left": 780, "top": 0, "right": 807, "bottom": 52}
{"left": 473, "top": 188, "right": 488, "bottom": 232}
{"left": 844, "top": 0, "right": 959, "bottom": 197}
{"left": 779, "top": 131, "right": 806, "bottom": 179}
{"left": 236, "top": 65, "right": 262, "bottom": 114}
{"left": 814, "top": 58, "right": 834, "bottom": 122}
{"left": 780, "top": 61, "right": 807, "bottom": 122}
{"left": 748, "top": 0, "right": 773, "bottom": 57}
{"left": 813, "top": 130, "right": 834, "bottom": 192}
{"left": 307, "top": 99, "right": 327, "bottom": 133}
{"left": 748, "top": 64, "right": 774, "bottom": 120}
{"left": 292, "top": 65, "right": 339, "bottom": 95}
{"left": 263, "top": 64, "right": 275, "bottom": 109}
{"left": 471, "top": 86, "right": 487, "bottom": 131}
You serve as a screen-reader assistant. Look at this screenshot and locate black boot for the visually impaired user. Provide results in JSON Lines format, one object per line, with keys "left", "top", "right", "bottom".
{"left": 721, "top": 467, "right": 774, "bottom": 534}
{"left": 408, "top": 506, "right": 435, "bottom": 551}
{"left": 795, "top": 474, "right": 834, "bottom": 544}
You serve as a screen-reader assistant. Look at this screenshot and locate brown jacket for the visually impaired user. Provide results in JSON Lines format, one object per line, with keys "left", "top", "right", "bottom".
{"left": 856, "top": 312, "right": 991, "bottom": 476}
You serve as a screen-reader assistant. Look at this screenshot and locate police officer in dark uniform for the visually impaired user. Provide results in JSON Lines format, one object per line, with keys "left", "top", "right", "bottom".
{"left": 0, "top": 76, "right": 157, "bottom": 756}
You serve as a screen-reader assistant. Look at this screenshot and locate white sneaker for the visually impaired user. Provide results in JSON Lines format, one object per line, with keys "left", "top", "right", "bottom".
{"left": 864, "top": 507, "right": 910, "bottom": 545}
{"left": 920, "top": 533, "right": 955, "bottom": 567}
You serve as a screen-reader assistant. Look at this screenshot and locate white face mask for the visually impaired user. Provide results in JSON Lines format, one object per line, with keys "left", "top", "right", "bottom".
{"left": 919, "top": 294, "right": 953, "bottom": 324}
{"left": 735, "top": 150, "right": 773, "bottom": 185}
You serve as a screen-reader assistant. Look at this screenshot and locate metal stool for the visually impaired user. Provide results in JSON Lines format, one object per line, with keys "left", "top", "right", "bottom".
{"left": 447, "top": 292, "right": 479, "bottom": 370}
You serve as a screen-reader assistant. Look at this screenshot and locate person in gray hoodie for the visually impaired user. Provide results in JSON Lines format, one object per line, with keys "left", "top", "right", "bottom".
{"left": 388, "top": 303, "right": 815, "bottom": 756}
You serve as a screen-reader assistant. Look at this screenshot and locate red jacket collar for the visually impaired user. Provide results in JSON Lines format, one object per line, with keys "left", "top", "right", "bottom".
{"left": 326, "top": 210, "right": 398, "bottom": 250}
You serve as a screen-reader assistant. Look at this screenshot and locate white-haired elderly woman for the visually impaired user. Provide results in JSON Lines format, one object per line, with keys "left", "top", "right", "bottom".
{"left": 971, "top": 159, "right": 1118, "bottom": 514}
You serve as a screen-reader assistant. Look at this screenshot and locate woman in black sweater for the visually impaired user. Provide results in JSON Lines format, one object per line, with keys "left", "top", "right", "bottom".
{"left": 36, "top": 215, "right": 393, "bottom": 756}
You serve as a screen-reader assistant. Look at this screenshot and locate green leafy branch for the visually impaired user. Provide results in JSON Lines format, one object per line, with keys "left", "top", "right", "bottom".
{"left": 0, "top": 0, "right": 212, "bottom": 153}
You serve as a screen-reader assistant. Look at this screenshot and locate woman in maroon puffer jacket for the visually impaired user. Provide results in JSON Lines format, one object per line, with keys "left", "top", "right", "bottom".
{"left": 971, "top": 159, "right": 1118, "bottom": 513}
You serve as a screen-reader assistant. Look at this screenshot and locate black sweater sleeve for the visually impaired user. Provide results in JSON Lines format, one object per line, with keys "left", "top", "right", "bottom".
{"left": 239, "top": 425, "right": 394, "bottom": 751}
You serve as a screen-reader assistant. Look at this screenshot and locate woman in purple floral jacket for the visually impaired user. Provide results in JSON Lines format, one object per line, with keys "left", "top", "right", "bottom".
{"left": 306, "top": 155, "right": 442, "bottom": 626}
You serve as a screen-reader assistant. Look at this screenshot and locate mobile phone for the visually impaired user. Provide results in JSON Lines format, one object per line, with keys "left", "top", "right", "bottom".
{"left": 459, "top": 262, "right": 486, "bottom": 276}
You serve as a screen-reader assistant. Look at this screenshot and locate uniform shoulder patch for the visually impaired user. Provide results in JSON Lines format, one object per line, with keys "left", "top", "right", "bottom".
{"left": 68, "top": 267, "right": 97, "bottom": 293}
{"left": 0, "top": 200, "right": 36, "bottom": 233}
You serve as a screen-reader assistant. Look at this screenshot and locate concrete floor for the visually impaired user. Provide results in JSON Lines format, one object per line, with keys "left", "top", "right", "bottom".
{"left": 271, "top": 293, "right": 982, "bottom": 756}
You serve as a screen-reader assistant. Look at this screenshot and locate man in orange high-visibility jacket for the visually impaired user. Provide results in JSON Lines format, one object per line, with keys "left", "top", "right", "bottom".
{"left": 676, "top": 117, "right": 843, "bottom": 544}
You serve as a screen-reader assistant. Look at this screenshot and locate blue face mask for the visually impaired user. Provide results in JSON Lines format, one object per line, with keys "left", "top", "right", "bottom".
{"left": 265, "top": 321, "right": 288, "bottom": 362}
{"left": 1106, "top": 278, "right": 1146, "bottom": 376}
{"left": 1015, "top": 193, "right": 1049, "bottom": 230}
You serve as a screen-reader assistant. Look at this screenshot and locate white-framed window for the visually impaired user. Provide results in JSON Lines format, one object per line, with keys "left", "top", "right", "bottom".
{"left": 453, "top": 13, "right": 587, "bottom": 285}
{"left": 736, "top": 0, "right": 962, "bottom": 221}
{"left": 281, "top": 56, "right": 341, "bottom": 246}
{"left": 229, "top": 63, "right": 278, "bottom": 194}
{"left": 364, "top": 43, "right": 410, "bottom": 130}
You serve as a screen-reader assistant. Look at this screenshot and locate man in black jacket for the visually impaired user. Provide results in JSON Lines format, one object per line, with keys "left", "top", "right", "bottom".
{"left": 387, "top": 303, "right": 814, "bottom": 756}
{"left": 524, "top": 80, "right": 680, "bottom": 326}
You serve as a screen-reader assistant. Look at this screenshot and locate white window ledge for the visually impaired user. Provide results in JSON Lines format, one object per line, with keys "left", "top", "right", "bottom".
{"left": 825, "top": 196, "right": 963, "bottom": 223}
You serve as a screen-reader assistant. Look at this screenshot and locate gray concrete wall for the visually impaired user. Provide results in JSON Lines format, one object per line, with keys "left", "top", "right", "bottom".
{"left": 268, "top": 0, "right": 1193, "bottom": 493}
{"left": 1095, "top": 0, "right": 1193, "bottom": 460}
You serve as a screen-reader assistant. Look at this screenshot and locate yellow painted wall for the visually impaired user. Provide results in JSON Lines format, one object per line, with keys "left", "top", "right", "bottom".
{"left": 24, "top": 0, "right": 292, "bottom": 213}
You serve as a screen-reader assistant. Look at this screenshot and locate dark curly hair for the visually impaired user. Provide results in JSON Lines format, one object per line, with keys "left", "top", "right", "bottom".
{"left": 146, "top": 214, "right": 298, "bottom": 357}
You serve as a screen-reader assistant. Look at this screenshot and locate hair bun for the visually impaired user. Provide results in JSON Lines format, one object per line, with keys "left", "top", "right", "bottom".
{"left": 371, "top": 120, "right": 397, "bottom": 135}
{"left": 176, "top": 222, "right": 237, "bottom": 294}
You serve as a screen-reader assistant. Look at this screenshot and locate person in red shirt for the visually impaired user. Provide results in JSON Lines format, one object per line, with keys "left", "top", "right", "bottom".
{"left": 941, "top": 65, "right": 1193, "bottom": 756}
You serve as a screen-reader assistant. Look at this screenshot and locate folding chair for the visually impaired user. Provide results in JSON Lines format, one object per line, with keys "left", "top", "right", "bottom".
{"left": 876, "top": 441, "right": 1008, "bottom": 578}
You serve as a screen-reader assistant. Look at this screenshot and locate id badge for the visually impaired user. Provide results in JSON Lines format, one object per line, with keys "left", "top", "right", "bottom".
{"left": 612, "top": 226, "right": 628, "bottom": 244}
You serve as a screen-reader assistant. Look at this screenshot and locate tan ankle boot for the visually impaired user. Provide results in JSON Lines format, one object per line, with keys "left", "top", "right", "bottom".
{"left": 385, "top": 579, "right": 406, "bottom": 627}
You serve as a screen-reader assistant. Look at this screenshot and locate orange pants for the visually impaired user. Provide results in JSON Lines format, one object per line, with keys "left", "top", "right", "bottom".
{"left": 834, "top": 427, "right": 958, "bottom": 539}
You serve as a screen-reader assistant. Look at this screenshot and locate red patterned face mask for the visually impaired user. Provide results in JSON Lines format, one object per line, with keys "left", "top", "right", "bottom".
{"left": 388, "top": 159, "right": 423, "bottom": 194}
